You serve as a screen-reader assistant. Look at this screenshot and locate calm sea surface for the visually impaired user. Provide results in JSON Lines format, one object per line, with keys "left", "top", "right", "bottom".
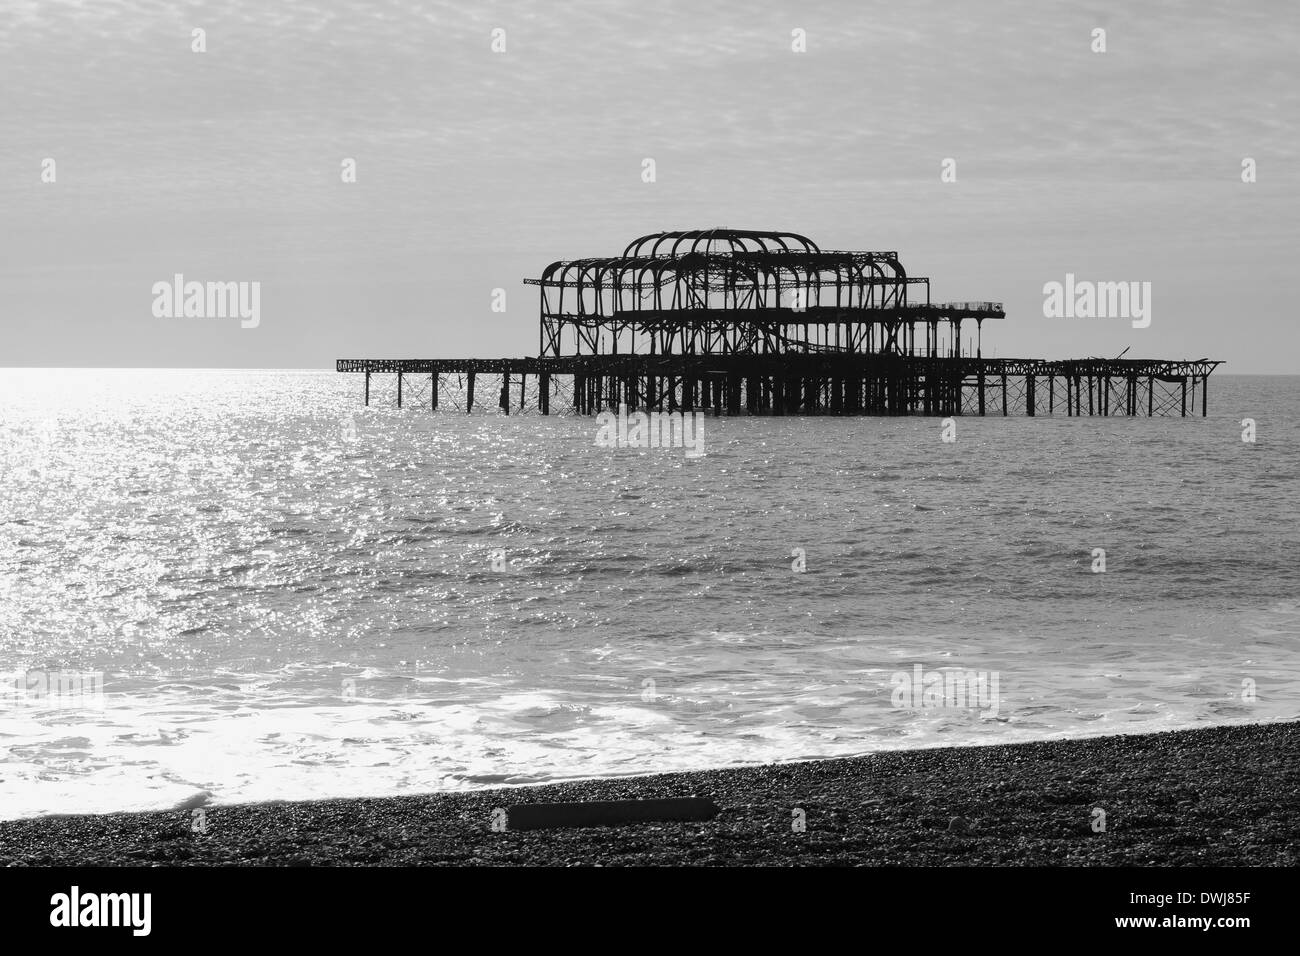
{"left": 2, "top": 369, "right": 1297, "bottom": 818}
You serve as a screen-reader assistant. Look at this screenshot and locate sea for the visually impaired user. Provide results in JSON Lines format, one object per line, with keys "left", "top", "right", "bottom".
{"left": 1, "top": 369, "right": 1297, "bottom": 819}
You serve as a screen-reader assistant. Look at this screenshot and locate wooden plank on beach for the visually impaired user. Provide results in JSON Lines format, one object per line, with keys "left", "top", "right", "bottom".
{"left": 505, "top": 796, "right": 720, "bottom": 831}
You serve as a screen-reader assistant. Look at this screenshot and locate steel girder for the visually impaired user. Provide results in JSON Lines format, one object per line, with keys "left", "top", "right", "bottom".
{"left": 524, "top": 228, "right": 979, "bottom": 358}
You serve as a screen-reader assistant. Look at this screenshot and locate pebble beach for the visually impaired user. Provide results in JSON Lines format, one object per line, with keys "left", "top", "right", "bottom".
{"left": 2, "top": 721, "right": 1295, "bottom": 866}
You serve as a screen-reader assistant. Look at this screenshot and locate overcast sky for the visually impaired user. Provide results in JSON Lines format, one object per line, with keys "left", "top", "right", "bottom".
{"left": 2, "top": 0, "right": 1297, "bottom": 371}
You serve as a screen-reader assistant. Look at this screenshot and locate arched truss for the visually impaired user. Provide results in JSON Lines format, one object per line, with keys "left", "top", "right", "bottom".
{"left": 524, "top": 228, "right": 1004, "bottom": 358}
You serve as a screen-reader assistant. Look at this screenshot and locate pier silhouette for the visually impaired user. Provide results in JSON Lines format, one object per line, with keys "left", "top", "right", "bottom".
{"left": 339, "top": 229, "right": 1220, "bottom": 417}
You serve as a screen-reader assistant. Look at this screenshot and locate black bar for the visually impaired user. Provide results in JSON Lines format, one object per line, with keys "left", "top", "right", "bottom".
{"left": 507, "top": 797, "right": 720, "bottom": 831}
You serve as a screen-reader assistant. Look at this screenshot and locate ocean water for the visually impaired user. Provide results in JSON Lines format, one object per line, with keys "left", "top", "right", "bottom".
{"left": 1, "top": 368, "right": 1297, "bottom": 820}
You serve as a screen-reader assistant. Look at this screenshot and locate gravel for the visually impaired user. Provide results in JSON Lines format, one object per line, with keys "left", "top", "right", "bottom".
{"left": 2, "top": 721, "right": 1295, "bottom": 866}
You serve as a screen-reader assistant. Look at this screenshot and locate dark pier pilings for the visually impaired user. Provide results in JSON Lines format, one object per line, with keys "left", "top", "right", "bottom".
{"left": 337, "top": 356, "right": 1222, "bottom": 418}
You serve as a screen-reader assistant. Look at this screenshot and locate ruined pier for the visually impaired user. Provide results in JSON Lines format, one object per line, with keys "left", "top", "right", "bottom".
{"left": 338, "top": 229, "right": 1221, "bottom": 417}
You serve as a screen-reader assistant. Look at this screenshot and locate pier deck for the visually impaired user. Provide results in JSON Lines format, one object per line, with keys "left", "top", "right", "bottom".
{"left": 336, "top": 355, "right": 1222, "bottom": 417}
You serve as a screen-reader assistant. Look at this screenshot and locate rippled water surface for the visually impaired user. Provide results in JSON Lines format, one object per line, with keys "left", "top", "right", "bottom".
{"left": 2, "top": 369, "right": 1298, "bottom": 818}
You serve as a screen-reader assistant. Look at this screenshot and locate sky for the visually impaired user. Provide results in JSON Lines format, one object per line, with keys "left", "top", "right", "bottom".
{"left": 2, "top": 0, "right": 1297, "bottom": 371}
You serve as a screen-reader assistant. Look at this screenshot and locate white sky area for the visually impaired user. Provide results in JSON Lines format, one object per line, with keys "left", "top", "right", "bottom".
{"left": 2, "top": 0, "right": 1297, "bottom": 371}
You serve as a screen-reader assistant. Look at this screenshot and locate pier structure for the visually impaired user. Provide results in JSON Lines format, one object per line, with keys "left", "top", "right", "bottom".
{"left": 338, "top": 228, "right": 1221, "bottom": 417}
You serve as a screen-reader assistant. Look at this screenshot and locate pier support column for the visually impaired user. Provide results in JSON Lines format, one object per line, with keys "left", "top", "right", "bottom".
{"left": 500, "top": 373, "right": 510, "bottom": 414}
{"left": 467, "top": 372, "right": 476, "bottom": 413}
{"left": 977, "top": 371, "right": 985, "bottom": 416}
{"left": 540, "top": 373, "right": 550, "bottom": 415}
{"left": 1202, "top": 374, "right": 1208, "bottom": 417}
{"left": 1147, "top": 376, "right": 1153, "bottom": 417}
{"left": 364, "top": 370, "right": 370, "bottom": 406}
{"left": 1181, "top": 378, "right": 1187, "bottom": 417}
{"left": 1026, "top": 375, "right": 1035, "bottom": 416}
{"left": 397, "top": 372, "right": 403, "bottom": 408}
{"left": 1000, "top": 372, "right": 1008, "bottom": 416}
{"left": 431, "top": 373, "right": 438, "bottom": 411}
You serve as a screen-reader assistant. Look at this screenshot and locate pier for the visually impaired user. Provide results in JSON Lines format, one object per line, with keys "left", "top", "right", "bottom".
{"left": 338, "top": 229, "right": 1221, "bottom": 417}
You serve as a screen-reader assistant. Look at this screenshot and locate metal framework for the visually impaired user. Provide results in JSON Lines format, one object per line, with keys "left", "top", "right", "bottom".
{"left": 338, "top": 228, "right": 1222, "bottom": 418}
{"left": 525, "top": 228, "right": 1004, "bottom": 359}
